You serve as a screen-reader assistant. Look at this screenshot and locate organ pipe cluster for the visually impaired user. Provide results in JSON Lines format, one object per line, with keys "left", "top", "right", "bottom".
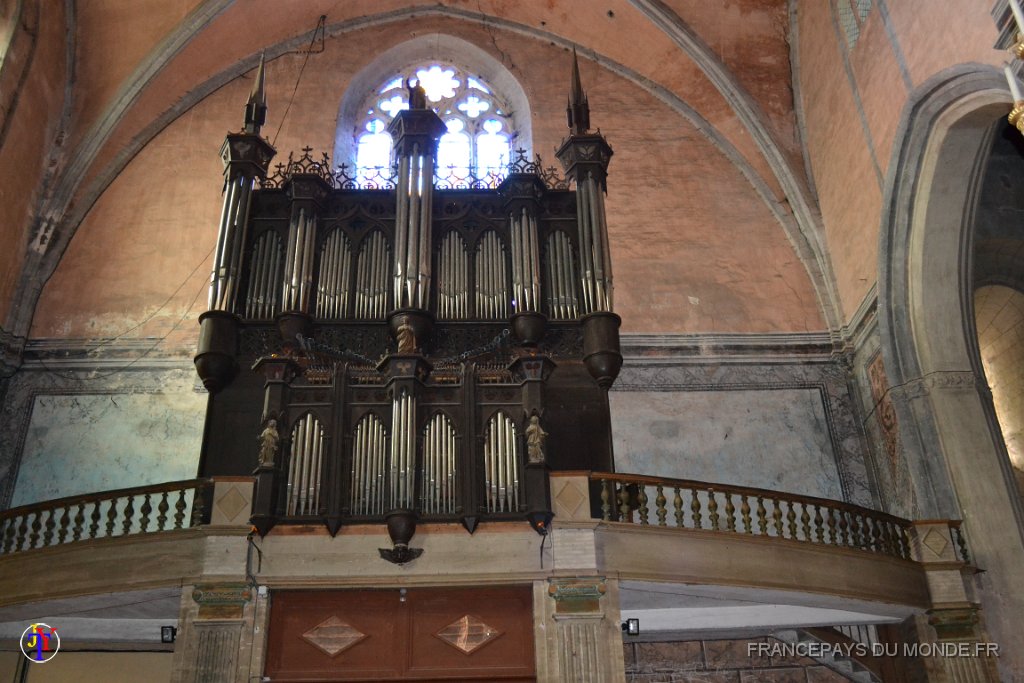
{"left": 393, "top": 143, "right": 436, "bottom": 309}
{"left": 315, "top": 231, "right": 352, "bottom": 319}
{"left": 575, "top": 172, "right": 613, "bottom": 313}
{"left": 350, "top": 414, "right": 389, "bottom": 515}
{"left": 389, "top": 390, "right": 418, "bottom": 510}
{"left": 484, "top": 412, "right": 522, "bottom": 513}
{"left": 286, "top": 413, "right": 325, "bottom": 516}
{"left": 282, "top": 207, "right": 318, "bottom": 313}
{"left": 437, "top": 232, "right": 469, "bottom": 319}
{"left": 509, "top": 208, "right": 542, "bottom": 313}
{"left": 545, "top": 231, "right": 580, "bottom": 320}
{"left": 421, "top": 414, "right": 458, "bottom": 515}
{"left": 475, "top": 231, "right": 509, "bottom": 319}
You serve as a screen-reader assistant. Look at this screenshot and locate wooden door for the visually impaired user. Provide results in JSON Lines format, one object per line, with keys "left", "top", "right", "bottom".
{"left": 265, "top": 586, "right": 535, "bottom": 681}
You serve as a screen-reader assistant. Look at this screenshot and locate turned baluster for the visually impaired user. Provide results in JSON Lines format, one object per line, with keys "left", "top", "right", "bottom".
{"left": 756, "top": 497, "right": 767, "bottom": 535}
{"left": 106, "top": 499, "right": 119, "bottom": 538}
{"left": 72, "top": 503, "right": 85, "bottom": 542}
{"left": 673, "top": 487, "right": 683, "bottom": 527}
{"left": 617, "top": 484, "right": 631, "bottom": 523}
{"left": 786, "top": 501, "right": 797, "bottom": 539}
{"left": 853, "top": 514, "right": 866, "bottom": 549}
{"left": 813, "top": 505, "right": 824, "bottom": 543}
{"left": 869, "top": 517, "right": 882, "bottom": 552}
{"left": 826, "top": 508, "right": 838, "bottom": 545}
{"left": 140, "top": 494, "right": 153, "bottom": 533}
{"left": 174, "top": 489, "right": 188, "bottom": 529}
{"left": 837, "top": 510, "right": 850, "bottom": 547}
{"left": 637, "top": 485, "right": 649, "bottom": 525}
{"left": 897, "top": 526, "right": 911, "bottom": 559}
{"left": 29, "top": 512, "right": 41, "bottom": 549}
{"left": 690, "top": 488, "right": 702, "bottom": 529}
{"left": 42, "top": 509, "right": 56, "bottom": 547}
{"left": 600, "top": 480, "right": 612, "bottom": 521}
{"left": 655, "top": 485, "right": 667, "bottom": 526}
{"left": 88, "top": 500, "right": 102, "bottom": 539}
{"left": 724, "top": 492, "right": 735, "bottom": 532}
{"left": 190, "top": 484, "right": 209, "bottom": 527}
{"left": 800, "top": 503, "right": 811, "bottom": 541}
{"left": 708, "top": 489, "right": 720, "bottom": 531}
{"left": 122, "top": 496, "right": 136, "bottom": 535}
{"left": 17, "top": 513, "right": 30, "bottom": 550}
{"left": 740, "top": 495, "right": 752, "bottom": 533}
{"left": 56, "top": 507, "right": 70, "bottom": 545}
{"left": 2, "top": 519, "right": 15, "bottom": 553}
{"left": 954, "top": 525, "right": 971, "bottom": 564}
{"left": 157, "top": 491, "right": 170, "bottom": 531}
{"left": 771, "top": 499, "right": 783, "bottom": 537}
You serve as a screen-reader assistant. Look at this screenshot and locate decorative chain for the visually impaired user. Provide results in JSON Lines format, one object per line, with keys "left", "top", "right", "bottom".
{"left": 295, "top": 329, "right": 513, "bottom": 367}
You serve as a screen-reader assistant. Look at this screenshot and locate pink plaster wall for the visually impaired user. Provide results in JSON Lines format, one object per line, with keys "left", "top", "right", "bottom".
{"left": 31, "top": 19, "right": 824, "bottom": 340}
{"left": 796, "top": 0, "right": 1007, "bottom": 322}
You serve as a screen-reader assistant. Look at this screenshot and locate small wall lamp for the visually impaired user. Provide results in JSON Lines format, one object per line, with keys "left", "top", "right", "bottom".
{"left": 526, "top": 509, "right": 554, "bottom": 536}
{"left": 621, "top": 619, "right": 640, "bottom": 637}
{"left": 161, "top": 626, "right": 177, "bottom": 643}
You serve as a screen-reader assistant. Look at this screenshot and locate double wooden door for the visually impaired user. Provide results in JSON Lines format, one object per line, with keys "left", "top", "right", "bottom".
{"left": 265, "top": 586, "right": 536, "bottom": 681}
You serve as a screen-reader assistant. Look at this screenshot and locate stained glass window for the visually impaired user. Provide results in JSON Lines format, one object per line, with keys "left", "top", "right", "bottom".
{"left": 355, "top": 63, "right": 514, "bottom": 180}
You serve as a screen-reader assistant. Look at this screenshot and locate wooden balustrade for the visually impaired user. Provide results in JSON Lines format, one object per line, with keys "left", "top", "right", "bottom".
{"left": 590, "top": 472, "right": 916, "bottom": 561}
{"left": 0, "top": 479, "right": 213, "bottom": 555}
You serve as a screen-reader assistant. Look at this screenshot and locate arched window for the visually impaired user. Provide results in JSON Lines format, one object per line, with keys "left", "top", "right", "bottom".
{"left": 354, "top": 63, "right": 515, "bottom": 180}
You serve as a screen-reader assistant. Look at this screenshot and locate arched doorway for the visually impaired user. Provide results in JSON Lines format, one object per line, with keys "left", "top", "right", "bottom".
{"left": 878, "top": 67, "right": 1024, "bottom": 678}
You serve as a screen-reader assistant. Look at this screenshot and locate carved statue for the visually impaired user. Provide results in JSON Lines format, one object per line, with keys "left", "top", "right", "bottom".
{"left": 406, "top": 78, "right": 427, "bottom": 109}
{"left": 526, "top": 415, "right": 548, "bottom": 464}
{"left": 396, "top": 322, "right": 417, "bottom": 354}
{"left": 257, "top": 419, "right": 280, "bottom": 467}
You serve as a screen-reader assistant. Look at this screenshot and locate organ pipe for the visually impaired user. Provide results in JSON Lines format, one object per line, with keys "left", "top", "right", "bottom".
{"left": 421, "top": 413, "right": 457, "bottom": 514}
{"left": 438, "top": 232, "right": 468, "bottom": 319}
{"left": 475, "top": 231, "right": 508, "bottom": 319}
{"left": 316, "top": 230, "right": 352, "bottom": 318}
{"left": 355, "top": 232, "right": 389, "bottom": 319}
{"left": 245, "top": 231, "right": 283, "bottom": 319}
{"left": 389, "top": 390, "right": 416, "bottom": 510}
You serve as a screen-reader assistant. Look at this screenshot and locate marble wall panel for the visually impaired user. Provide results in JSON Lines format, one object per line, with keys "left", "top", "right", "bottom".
{"left": 610, "top": 387, "right": 843, "bottom": 500}
{"left": 611, "top": 360, "right": 875, "bottom": 507}
{"left": 0, "top": 365, "right": 205, "bottom": 507}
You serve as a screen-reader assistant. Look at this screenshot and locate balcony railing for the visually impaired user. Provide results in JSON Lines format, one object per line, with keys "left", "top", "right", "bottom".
{"left": 588, "top": 473, "right": 970, "bottom": 563}
{"left": 0, "top": 479, "right": 213, "bottom": 555}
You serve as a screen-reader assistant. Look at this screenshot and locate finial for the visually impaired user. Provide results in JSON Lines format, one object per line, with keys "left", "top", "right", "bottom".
{"left": 244, "top": 52, "right": 268, "bottom": 134}
{"left": 566, "top": 47, "right": 590, "bottom": 135}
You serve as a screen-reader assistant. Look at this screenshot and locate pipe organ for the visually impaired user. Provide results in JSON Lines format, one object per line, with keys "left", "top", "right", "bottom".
{"left": 196, "top": 54, "right": 623, "bottom": 537}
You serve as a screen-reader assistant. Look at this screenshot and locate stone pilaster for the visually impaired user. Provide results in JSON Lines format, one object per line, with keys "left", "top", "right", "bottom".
{"left": 170, "top": 582, "right": 264, "bottom": 683}
{"left": 909, "top": 522, "right": 1000, "bottom": 682}
{"left": 535, "top": 577, "right": 625, "bottom": 683}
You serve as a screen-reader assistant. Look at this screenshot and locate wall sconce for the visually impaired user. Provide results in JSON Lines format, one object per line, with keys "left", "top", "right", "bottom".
{"left": 526, "top": 509, "right": 554, "bottom": 536}
{"left": 160, "top": 626, "right": 177, "bottom": 643}
{"left": 621, "top": 619, "right": 640, "bottom": 637}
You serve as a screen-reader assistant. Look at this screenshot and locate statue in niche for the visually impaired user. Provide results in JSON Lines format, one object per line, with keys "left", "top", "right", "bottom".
{"left": 406, "top": 78, "right": 427, "bottom": 109}
{"left": 396, "top": 322, "right": 417, "bottom": 354}
{"left": 257, "top": 419, "right": 280, "bottom": 467}
{"left": 526, "top": 414, "right": 548, "bottom": 464}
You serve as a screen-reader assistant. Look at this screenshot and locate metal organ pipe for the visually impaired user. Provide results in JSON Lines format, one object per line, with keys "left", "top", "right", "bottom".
{"left": 351, "top": 414, "right": 388, "bottom": 515}
{"left": 510, "top": 208, "right": 541, "bottom": 313}
{"left": 389, "top": 390, "right": 416, "bottom": 510}
{"left": 286, "top": 414, "right": 324, "bottom": 517}
{"left": 484, "top": 413, "right": 520, "bottom": 513}
{"left": 210, "top": 174, "right": 256, "bottom": 312}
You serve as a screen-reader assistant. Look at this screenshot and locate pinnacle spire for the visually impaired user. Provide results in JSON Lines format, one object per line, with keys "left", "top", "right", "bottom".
{"left": 244, "top": 52, "right": 268, "bottom": 135}
{"left": 566, "top": 47, "right": 590, "bottom": 135}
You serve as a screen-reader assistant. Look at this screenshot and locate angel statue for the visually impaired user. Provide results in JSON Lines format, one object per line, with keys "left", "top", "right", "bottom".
{"left": 406, "top": 78, "right": 427, "bottom": 110}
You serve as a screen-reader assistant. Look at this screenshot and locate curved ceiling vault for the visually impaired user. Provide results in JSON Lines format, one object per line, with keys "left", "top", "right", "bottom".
{"left": 10, "top": 0, "right": 842, "bottom": 337}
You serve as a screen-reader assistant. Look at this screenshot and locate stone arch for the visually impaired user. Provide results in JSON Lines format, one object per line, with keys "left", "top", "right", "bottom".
{"left": 877, "top": 65, "right": 1024, "bottom": 674}
{"left": 332, "top": 34, "right": 533, "bottom": 170}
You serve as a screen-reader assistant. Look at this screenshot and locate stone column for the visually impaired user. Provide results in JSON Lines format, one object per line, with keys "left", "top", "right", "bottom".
{"left": 170, "top": 582, "right": 266, "bottom": 683}
{"left": 535, "top": 577, "right": 625, "bottom": 683}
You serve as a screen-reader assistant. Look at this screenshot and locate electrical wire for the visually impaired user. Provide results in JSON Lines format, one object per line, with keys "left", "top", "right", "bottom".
{"left": 272, "top": 15, "right": 326, "bottom": 148}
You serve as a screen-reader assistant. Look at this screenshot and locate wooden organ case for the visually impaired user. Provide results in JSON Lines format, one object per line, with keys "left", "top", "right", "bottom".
{"left": 194, "top": 56, "right": 622, "bottom": 538}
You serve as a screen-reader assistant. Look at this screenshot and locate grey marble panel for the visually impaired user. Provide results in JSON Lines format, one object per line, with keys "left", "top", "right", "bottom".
{"left": 610, "top": 388, "right": 843, "bottom": 500}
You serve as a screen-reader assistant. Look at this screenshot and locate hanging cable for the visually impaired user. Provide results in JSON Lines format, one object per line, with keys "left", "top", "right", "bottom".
{"left": 272, "top": 15, "right": 327, "bottom": 147}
